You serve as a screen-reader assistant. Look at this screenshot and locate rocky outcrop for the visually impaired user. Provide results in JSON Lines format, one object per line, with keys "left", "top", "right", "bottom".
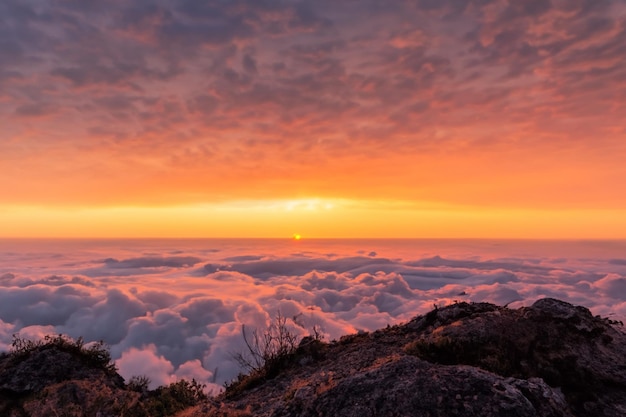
{"left": 0, "top": 337, "right": 204, "bottom": 417}
{"left": 0, "top": 340, "right": 134, "bottom": 417}
{"left": 404, "top": 298, "right": 626, "bottom": 416}
{"left": 199, "top": 298, "right": 626, "bottom": 417}
{"left": 0, "top": 298, "right": 624, "bottom": 416}
{"left": 277, "top": 357, "right": 571, "bottom": 417}
{"left": 0, "top": 346, "right": 124, "bottom": 394}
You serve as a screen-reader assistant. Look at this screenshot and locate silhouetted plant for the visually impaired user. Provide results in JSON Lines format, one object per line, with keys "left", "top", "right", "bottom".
{"left": 225, "top": 311, "right": 326, "bottom": 398}
{"left": 233, "top": 311, "right": 300, "bottom": 376}
{"left": 127, "top": 375, "right": 151, "bottom": 393}
{"left": 10, "top": 334, "right": 41, "bottom": 355}
{"left": 142, "top": 379, "right": 207, "bottom": 417}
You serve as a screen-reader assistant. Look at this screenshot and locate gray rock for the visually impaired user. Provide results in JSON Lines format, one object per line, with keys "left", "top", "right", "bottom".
{"left": 279, "top": 357, "right": 572, "bottom": 417}
{"left": 208, "top": 298, "right": 626, "bottom": 417}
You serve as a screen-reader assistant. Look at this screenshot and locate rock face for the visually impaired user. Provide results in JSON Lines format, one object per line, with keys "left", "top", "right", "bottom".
{"left": 278, "top": 357, "right": 571, "bottom": 417}
{"left": 0, "top": 298, "right": 625, "bottom": 417}
{"left": 405, "top": 298, "right": 626, "bottom": 416}
{"left": 201, "top": 298, "right": 626, "bottom": 417}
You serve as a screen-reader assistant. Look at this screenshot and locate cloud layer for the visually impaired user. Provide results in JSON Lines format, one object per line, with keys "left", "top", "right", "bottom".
{"left": 1, "top": 0, "right": 625, "bottom": 209}
{"left": 1, "top": 239, "right": 625, "bottom": 392}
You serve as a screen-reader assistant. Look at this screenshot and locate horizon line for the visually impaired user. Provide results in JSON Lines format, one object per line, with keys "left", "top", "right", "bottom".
{"left": 2, "top": 236, "right": 626, "bottom": 241}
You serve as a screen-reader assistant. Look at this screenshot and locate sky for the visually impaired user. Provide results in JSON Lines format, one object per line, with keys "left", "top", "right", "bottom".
{"left": 1, "top": 239, "right": 625, "bottom": 392}
{"left": 2, "top": 0, "right": 626, "bottom": 238}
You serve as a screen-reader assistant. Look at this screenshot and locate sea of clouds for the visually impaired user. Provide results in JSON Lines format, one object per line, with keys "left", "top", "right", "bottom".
{"left": 1, "top": 239, "right": 625, "bottom": 393}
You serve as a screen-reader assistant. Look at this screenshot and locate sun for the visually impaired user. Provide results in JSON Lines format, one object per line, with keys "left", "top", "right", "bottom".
{"left": 293, "top": 233, "right": 302, "bottom": 241}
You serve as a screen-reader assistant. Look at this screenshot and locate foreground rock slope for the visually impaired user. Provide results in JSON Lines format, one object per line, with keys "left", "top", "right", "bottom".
{"left": 0, "top": 336, "right": 205, "bottom": 417}
{"left": 1, "top": 298, "right": 625, "bottom": 416}
{"left": 200, "top": 298, "right": 626, "bottom": 417}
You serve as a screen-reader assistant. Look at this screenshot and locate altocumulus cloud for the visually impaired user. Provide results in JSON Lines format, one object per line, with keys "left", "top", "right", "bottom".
{"left": 1, "top": 240, "right": 626, "bottom": 393}
{"left": 1, "top": 0, "right": 625, "bottom": 206}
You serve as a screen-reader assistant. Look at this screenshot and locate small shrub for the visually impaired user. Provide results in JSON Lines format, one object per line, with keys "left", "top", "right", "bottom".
{"left": 225, "top": 312, "right": 326, "bottom": 397}
{"left": 233, "top": 311, "right": 300, "bottom": 377}
{"left": 10, "top": 334, "right": 41, "bottom": 354}
{"left": 142, "top": 379, "right": 207, "bottom": 417}
{"left": 166, "top": 379, "right": 207, "bottom": 404}
{"left": 128, "top": 375, "right": 151, "bottom": 393}
{"left": 335, "top": 332, "right": 365, "bottom": 346}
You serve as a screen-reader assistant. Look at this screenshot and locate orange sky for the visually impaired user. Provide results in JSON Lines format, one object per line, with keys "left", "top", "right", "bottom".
{"left": 1, "top": 0, "right": 626, "bottom": 238}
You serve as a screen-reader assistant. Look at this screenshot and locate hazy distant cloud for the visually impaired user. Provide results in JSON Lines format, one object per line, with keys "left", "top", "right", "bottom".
{"left": 103, "top": 256, "right": 202, "bottom": 269}
{"left": 210, "top": 256, "right": 395, "bottom": 278}
{"left": 0, "top": 274, "right": 96, "bottom": 288}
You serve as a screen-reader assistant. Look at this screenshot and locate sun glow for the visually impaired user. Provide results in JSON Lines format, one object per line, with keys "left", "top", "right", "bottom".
{"left": 1, "top": 1, "right": 625, "bottom": 241}
{"left": 1, "top": 198, "right": 626, "bottom": 239}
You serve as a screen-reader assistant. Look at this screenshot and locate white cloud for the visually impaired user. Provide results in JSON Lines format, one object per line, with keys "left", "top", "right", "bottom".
{"left": 1, "top": 239, "right": 626, "bottom": 391}
{"left": 117, "top": 345, "right": 175, "bottom": 389}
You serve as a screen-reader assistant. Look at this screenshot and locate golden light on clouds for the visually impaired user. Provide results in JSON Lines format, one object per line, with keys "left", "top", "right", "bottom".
{"left": 1, "top": 0, "right": 625, "bottom": 238}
